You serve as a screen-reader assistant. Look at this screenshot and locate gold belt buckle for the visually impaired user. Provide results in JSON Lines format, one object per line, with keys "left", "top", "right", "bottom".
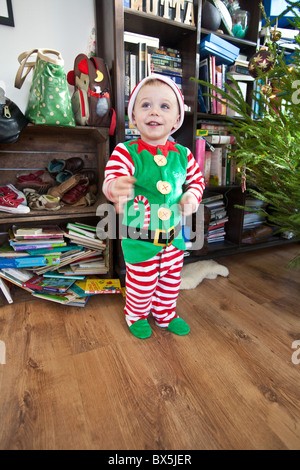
{"left": 153, "top": 228, "right": 166, "bottom": 246}
{"left": 167, "top": 226, "right": 175, "bottom": 246}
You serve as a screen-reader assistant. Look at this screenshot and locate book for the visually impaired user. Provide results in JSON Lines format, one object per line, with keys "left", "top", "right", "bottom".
{"left": 0, "top": 277, "right": 13, "bottom": 304}
{"left": 43, "top": 272, "right": 86, "bottom": 280}
{"left": 0, "top": 256, "right": 48, "bottom": 268}
{"left": 203, "top": 151, "right": 212, "bottom": 186}
{"left": 227, "top": 73, "right": 254, "bottom": 82}
{"left": 200, "top": 43, "right": 238, "bottom": 65}
{"left": 201, "top": 192, "right": 224, "bottom": 204}
{"left": 204, "top": 199, "right": 225, "bottom": 209}
{"left": 34, "top": 249, "right": 98, "bottom": 275}
{"left": 23, "top": 274, "right": 76, "bottom": 293}
{"left": 26, "top": 245, "right": 83, "bottom": 256}
{"left": 210, "top": 55, "right": 217, "bottom": 114}
{"left": 0, "top": 269, "right": 35, "bottom": 293}
{"left": 66, "top": 295, "right": 90, "bottom": 308}
{"left": 12, "top": 225, "right": 64, "bottom": 239}
{"left": 124, "top": 31, "right": 159, "bottom": 49}
{"left": 68, "top": 283, "right": 91, "bottom": 298}
{"left": 215, "top": 65, "right": 223, "bottom": 115}
{"left": 209, "top": 147, "right": 223, "bottom": 186}
{"left": 125, "top": 41, "right": 139, "bottom": 93}
{"left": 64, "top": 232, "right": 106, "bottom": 250}
{"left": 1, "top": 267, "right": 32, "bottom": 282}
{"left": 0, "top": 241, "right": 30, "bottom": 258}
{"left": 138, "top": 42, "right": 147, "bottom": 81}
{"left": 31, "top": 291, "right": 77, "bottom": 305}
{"left": 74, "top": 278, "right": 122, "bottom": 295}
{"left": 13, "top": 227, "right": 43, "bottom": 236}
{"left": 205, "top": 135, "right": 235, "bottom": 145}
{"left": 202, "top": 33, "right": 240, "bottom": 56}
{"left": 124, "top": 47, "right": 130, "bottom": 103}
{"left": 195, "top": 137, "right": 206, "bottom": 175}
{"left": 226, "top": 81, "right": 248, "bottom": 117}
{"left": 66, "top": 223, "right": 97, "bottom": 239}
{"left": 228, "top": 63, "right": 250, "bottom": 74}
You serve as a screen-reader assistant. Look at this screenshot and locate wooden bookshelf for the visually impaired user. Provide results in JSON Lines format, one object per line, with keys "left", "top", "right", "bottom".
{"left": 0, "top": 124, "right": 114, "bottom": 304}
{"left": 94, "top": 0, "right": 296, "bottom": 281}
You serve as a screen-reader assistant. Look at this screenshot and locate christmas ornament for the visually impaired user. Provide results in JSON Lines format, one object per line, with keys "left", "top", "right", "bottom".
{"left": 270, "top": 29, "right": 282, "bottom": 42}
{"left": 261, "top": 84, "right": 273, "bottom": 96}
{"left": 248, "top": 47, "right": 275, "bottom": 78}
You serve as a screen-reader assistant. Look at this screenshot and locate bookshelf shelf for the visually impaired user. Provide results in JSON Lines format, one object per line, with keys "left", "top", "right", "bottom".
{"left": 124, "top": 7, "right": 197, "bottom": 35}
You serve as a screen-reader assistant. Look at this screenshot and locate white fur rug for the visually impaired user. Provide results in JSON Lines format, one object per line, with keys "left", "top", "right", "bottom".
{"left": 180, "top": 259, "right": 229, "bottom": 290}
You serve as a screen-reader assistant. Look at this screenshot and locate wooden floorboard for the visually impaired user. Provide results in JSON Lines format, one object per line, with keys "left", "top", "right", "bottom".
{"left": 0, "top": 243, "right": 299, "bottom": 450}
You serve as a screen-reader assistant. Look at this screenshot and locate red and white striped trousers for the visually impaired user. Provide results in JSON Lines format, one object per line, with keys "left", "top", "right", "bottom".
{"left": 124, "top": 245, "right": 184, "bottom": 328}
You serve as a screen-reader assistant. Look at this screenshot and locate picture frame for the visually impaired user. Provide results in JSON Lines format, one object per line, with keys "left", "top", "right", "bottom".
{"left": 0, "top": 0, "right": 14, "bottom": 27}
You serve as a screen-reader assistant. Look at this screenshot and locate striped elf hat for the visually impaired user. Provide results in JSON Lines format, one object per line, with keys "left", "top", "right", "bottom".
{"left": 127, "top": 74, "right": 185, "bottom": 134}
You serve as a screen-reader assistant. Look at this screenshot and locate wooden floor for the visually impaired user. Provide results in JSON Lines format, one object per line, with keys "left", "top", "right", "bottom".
{"left": 0, "top": 243, "right": 300, "bottom": 450}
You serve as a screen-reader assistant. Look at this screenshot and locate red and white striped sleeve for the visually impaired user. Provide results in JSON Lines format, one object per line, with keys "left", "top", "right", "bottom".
{"left": 102, "top": 143, "right": 135, "bottom": 202}
{"left": 184, "top": 148, "right": 205, "bottom": 206}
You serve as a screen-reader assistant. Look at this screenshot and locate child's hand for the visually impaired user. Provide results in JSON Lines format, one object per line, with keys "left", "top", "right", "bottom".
{"left": 179, "top": 193, "right": 197, "bottom": 216}
{"left": 111, "top": 176, "right": 136, "bottom": 213}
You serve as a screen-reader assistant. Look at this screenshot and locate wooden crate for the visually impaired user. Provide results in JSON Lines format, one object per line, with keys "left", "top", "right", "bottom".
{"left": 0, "top": 124, "right": 114, "bottom": 306}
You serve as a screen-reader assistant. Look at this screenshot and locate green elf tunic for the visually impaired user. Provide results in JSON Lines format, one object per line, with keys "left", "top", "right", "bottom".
{"left": 118, "top": 138, "right": 202, "bottom": 264}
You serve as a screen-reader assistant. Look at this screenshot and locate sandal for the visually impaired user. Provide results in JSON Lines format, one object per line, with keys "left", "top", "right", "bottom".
{"left": 24, "top": 188, "right": 61, "bottom": 211}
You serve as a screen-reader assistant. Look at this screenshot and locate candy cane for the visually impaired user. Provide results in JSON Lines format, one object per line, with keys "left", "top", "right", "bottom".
{"left": 134, "top": 195, "right": 150, "bottom": 230}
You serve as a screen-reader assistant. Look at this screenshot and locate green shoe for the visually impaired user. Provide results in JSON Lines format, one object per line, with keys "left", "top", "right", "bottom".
{"left": 167, "top": 317, "right": 190, "bottom": 336}
{"left": 129, "top": 319, "right": 152, "bottom": 339}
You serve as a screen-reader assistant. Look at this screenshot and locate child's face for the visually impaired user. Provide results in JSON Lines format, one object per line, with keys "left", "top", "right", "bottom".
{"left": 132, "top": 82, "right": 181, "bottom": 146}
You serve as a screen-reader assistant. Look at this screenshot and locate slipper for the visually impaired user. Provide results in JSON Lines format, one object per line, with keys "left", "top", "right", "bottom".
{"left": 167, "top": 317, "right": 190, "bottom": 335}
{"left": 129, "top": 319, "right": 152, "bottom": 339}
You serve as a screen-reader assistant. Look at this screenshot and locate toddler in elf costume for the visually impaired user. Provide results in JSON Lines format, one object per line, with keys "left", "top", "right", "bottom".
{"left": 102, "top": 74, "right": 205, "bottom": 339}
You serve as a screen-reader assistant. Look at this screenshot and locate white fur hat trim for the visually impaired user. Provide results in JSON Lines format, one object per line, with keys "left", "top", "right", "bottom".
{"left": 127, "top": 74, "right": 185, "bottom": 135}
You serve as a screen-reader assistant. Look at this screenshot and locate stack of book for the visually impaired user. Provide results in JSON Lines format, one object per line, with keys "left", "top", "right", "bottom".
{"left": 149, "top": 46, "right": 183, "bottom": 90}
{"left": 198, "top": 47, "right": 253, "bottom": 117}
{"left": 200, "top": 34, "right": 240, "bottom": 66}
{"left": 243, "top": 197, "right": 267, "bottom": 231}
{"left": 0, "top": 222, "right": 112, "bottom": 306}
{"left": 202, "top": 193, "right": 228, "bottom": 244}
{"left": 64, "top": 222, "right": 106, "bottom": 251}
{"left": 196, "top": 123, "right": 237, "bottom": 186}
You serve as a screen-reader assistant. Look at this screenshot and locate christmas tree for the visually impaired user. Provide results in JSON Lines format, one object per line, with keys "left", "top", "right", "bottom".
{"left": 192, "top": 1, "right": 300, "bottom": 268}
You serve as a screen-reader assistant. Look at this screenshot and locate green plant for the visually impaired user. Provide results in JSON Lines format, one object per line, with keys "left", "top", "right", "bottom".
{"left": 191, "top": 1, "right": 300, "bottom": 268}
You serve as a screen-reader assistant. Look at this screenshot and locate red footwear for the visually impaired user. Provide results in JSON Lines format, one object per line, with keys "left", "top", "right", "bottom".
{"left": 62, "top": 178, "right": 89, "bottom": 204}
{"left": 0, "top": 184, "right": 30, "bottom": 214}
{"left": 16, "top": 170, "right": 54, "bottom": 194}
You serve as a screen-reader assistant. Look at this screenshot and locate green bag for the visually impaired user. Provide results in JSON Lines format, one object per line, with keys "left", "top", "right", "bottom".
{"left": 15, "top": 49, "right": 75, "bottom": 127}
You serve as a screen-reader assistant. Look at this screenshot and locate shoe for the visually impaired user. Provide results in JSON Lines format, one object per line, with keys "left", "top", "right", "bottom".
{"left": 129, "top": 319, "right": 152, "bottom": 339}
{"left": 16, "top": 170, "right": 54, "bottom": 194}
{"left": 47, "top": 173, "right": 83, "bottom": 199}
{"left": 167, "top": 317, "right": 190, "bottom": 335}
{"left": 78, "top": 170, "right": 97, "bottom": 185}
{"left": 0, "top": 184, "right": 30, "bottom": 214}
{"left": 24, "top": 188, "right": 61, "bottom": 211}
{"left": 55, "top": 170, "right": 73, "bottom": 183}
{"left": 62, "top": 178, "right": 89, "bottom": 205}
{"left": 47, "top": 157, "right": 84, "bottom": 178}
{"left": 71, "top": 191, "right": 97, "bottom": 207}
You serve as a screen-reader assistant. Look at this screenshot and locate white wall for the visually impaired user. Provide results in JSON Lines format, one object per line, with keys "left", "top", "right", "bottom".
{"left": 0, "top": 0, "right": 95, "bottom": 112}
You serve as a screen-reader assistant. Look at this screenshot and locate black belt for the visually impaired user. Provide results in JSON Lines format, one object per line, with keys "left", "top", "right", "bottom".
{"left": 121, "top": 223, "right": 181, "bottom": 247}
